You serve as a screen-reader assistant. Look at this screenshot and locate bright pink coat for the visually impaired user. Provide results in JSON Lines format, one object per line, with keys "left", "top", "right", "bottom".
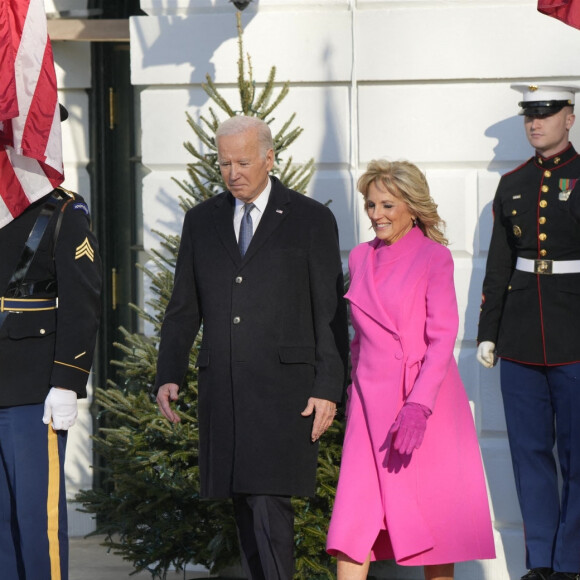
{"left": 327, "top": 227, "right": 495, "bottom": 565}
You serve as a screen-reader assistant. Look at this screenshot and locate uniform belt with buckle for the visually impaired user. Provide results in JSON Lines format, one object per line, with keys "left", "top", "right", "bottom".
{"left": 0, "top": 297, "right": 58, "bottom": 313}
{"left": 515, "top": 257, "right": 580, "bottom": 275}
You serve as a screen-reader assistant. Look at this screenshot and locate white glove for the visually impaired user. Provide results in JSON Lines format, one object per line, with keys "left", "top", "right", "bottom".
{"left": 43, "top": 387, "right": 78, "bottom": 430}
{"left": 477, "top": 341, "right": 497, "bottom": 369}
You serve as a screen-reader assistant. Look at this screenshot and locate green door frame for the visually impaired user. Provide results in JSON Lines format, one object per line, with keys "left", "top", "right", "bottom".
{"left": 90, "top": 41, "right": 140, "bottom": 389}
{"left": 87, "top": 0, "right": 144, "bottom": 490}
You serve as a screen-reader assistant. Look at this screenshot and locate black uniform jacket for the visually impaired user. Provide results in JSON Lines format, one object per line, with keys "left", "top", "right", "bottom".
{"left": 155, "top": 177, "right": 349, "bottom": 499}
{"left": 478, "top": 144, "right": 580, "bottom": 365}
{"left": 0, "top": 189, "right": 102, "bottom": 406}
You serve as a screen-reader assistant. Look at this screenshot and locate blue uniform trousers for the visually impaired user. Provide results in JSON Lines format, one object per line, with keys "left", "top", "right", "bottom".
{"left": 0, "top": 403, "right": 68, "bottom": 580}
{"left": 501, "top": 360, "right": 580, "bottom": 573}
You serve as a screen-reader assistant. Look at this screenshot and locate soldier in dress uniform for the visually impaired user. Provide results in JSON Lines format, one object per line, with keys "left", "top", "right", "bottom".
{"left": 0, "top": 159, "right": 102, "bottom": 576}
{"left": 477, "top": 84, "right": 580, "bottom": 580}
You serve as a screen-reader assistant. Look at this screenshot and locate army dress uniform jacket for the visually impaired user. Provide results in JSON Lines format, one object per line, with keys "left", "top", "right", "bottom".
{"left": 0, "top": 189, "right": 102, "bottom": 406}
{"left": 478, "top": 144, "right": 580, "bottom": 365}
{"left": 155, "top": 176, "right": 349, "bottom": 499}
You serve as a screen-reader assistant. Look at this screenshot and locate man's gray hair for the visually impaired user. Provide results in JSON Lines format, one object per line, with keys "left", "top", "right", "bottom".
{"left": 216, "top": 116, "right": 274, "bottom": 158}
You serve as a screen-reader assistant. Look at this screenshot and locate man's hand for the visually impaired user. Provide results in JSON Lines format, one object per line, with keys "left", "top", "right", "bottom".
{"left": 301, "top": 397, "right": 337, "bottom": 442}
{"left": 42, "top": 387, "right": 78, "bottom": 430}
{"left": 477, "top": 341, "right": 497, "bottom": 368}
{"left": 156, "top": 383, "right": 181, "bottom": 423}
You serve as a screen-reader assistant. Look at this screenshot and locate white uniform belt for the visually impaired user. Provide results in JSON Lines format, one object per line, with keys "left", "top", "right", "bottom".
{"left": 515, "top": 257, "right": 580, "bottom": 275}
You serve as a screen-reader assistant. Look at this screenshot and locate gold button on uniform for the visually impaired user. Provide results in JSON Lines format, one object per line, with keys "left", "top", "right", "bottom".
{"left": 512, "top": 210, "right": 517, "bottom": 216}
{"left": 541, "top": 185, "right": 549, "bottom": 193}
{"left": 554, "top": 157, "right": 561, "bottom": 164}
{"left": 540, "top": 249, "right": 547, "bottom": 257}
{"left": 40, "top": 329, "right": 46, "bottom": 335}
{"left": 544, "top": 170, "right": 552, "bottom": 178}
{"left": 539, "top": 233, "right": 547, "bottom": 241}
{"left": 539, "top": 217, "right": 546, "bottom": 225}
{"left": 540, "top": 200, "right": 548, "bottom": 208}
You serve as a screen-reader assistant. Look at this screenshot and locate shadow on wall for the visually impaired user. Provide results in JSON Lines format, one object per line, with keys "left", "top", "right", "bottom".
{"left": 459, "top": 112, "right": 531, "bottom": 356}
{"left": 458, "top": 112, "right": 532, "bottom": 363}
{"left": 48, "top": 0, "right": 94, "bottom": 17}
{"left": 456, "top": 113, "right": 533, "bottom": 580}
{"left": 131, "top": 6, "right": 257, "bottom": 107}
{"left": 311, "top": 42, "right": 355, "bottom": 251}
{"left": 485, "top": 116, "right": 530, "bottom": 173}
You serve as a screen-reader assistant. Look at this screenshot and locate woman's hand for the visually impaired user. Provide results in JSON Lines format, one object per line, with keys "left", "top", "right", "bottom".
{"left": 388, "top": 402, "right": 431, "bottom": 455}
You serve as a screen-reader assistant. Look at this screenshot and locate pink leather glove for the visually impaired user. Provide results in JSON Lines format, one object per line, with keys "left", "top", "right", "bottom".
{"left": 388, "top": 402, "right": 431, "bottom": 455}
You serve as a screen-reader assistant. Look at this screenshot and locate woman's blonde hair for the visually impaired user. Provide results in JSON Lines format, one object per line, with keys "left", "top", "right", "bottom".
{"left": 358, "top": 159, "right": 448, "bottom": 246}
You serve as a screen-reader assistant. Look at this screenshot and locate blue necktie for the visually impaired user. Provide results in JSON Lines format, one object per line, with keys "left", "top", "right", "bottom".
{"left": 239, "top": 203, "right": 255, "bottom": 257}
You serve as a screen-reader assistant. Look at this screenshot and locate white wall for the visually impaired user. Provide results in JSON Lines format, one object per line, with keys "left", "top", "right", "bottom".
{"left": 52, "top": 0, "right": 580, "bottom": 573}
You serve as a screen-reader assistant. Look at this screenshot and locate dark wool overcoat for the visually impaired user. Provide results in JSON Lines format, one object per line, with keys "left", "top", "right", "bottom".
{"left": 478, "top": 144, "right": 580, "bottom": 364}
{"left": 0, "top": 189, "right": 102, "bottom": 406}
{"left": 155, "top": 177, "right": 348, "bottom": 499}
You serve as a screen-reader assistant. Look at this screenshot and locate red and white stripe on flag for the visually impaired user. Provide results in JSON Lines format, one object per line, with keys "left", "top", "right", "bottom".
{"left": 0, "top": 0, "right": 64, "bottom": 228}
{"left": 538, "top": 0, "right": 580, "bottom": 29}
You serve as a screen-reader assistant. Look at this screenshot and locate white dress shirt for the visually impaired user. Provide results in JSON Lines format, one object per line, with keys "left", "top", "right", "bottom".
{"left": 233, "top": 177, "right": 272, "bottom": 241}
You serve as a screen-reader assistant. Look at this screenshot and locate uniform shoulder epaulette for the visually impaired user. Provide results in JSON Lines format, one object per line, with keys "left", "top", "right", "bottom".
{"left": 55, "top": 187, "right": 90, "bottom": 216}
{"left": 56, "top": 186, "right": 77, "bottom": 200}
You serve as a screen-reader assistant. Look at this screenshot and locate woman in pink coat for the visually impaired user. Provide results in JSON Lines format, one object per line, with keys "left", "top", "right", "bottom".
{"left": 327, "top": 160, "right": 495, "bottom": 580}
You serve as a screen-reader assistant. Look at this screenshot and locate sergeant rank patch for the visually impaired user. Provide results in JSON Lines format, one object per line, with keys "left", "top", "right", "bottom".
{"left": 75, "top": 237, "right": 95, "bottom": 262}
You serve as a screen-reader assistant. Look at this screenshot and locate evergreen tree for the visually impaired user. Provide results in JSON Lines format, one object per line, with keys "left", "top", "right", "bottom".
{"left": 78, "top": 12, "right": 344, "bottom": 579}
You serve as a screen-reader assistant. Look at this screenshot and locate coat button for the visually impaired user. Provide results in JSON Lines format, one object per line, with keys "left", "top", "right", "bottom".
{"left": 539, "top": 233, "right": 547, "bottom": 241}
{"left": 235, "top": 276, "right": 243, "bottom": 284}
{"left": 544, "top": 170, "right": 551, "bottom": 178}
{"left": 233, "top": 316, "right": 241, "bottom": 324}
{"left": 541, "top": 185, "right": 549, "bottom": 193}
{"left": 40, "top": 328, "right": 46, "bottom": 335}
{"left": 540, "top": 249, "right": 547, "bottom": 257}
{"left": 540, "top": 200, "right": 548, "bottom": 208}
{"left": 539, "top": 216, "right": 546, "bottom": 225}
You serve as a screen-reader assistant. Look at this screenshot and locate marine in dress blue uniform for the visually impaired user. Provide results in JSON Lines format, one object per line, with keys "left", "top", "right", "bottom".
{"left": 0, "top": 186, "right": 102, "bottom": 580}
{"left": 478, "top": 84, "right": 580, "bottom": 580}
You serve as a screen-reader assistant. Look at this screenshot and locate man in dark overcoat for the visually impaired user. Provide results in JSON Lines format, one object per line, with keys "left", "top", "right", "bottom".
{"left": 0, "top": 180, "right": 102, "bottom": 579}
{"left": 477, "top": 84, "right": 580, "bottom": 580}
{"left": 155, "top": 115, "right": 348, "bottom": 580}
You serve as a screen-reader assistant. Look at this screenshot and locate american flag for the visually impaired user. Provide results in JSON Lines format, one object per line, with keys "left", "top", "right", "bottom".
{"left": 0, "top": 0, "right": 64, "bottom": 229}
{"left": 538, "top": 0, "right": 580, "bottom": 29}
